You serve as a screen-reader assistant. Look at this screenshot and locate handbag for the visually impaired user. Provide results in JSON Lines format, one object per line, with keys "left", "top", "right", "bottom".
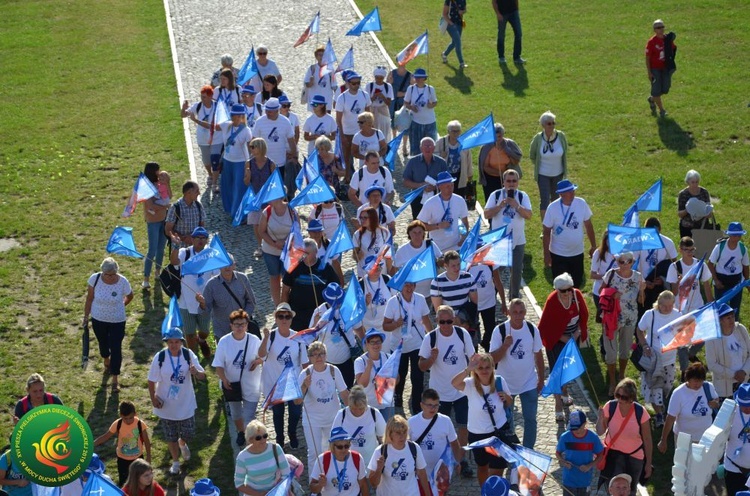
{"left": 483, "top": 382, "right": 520, "bottom": 445}
{"left": 393, "top": 105, "right": 412, "bottom": 132}
{"left": 630, "top": 314, "right": 656, "bottom": 372}
{"left": 221, "top": 280, "right": 261, "bottom": 339}
{"left": 438, "top": 16, "right": 448, "bottom": 34}
{"left": 464, "top": 180, "right": 477, "bottom": 211}
{"left": 159, "top": 264, "right": 182, "bottom": 298}
{"left": 597, "top": 401, "right": 635, "bottom": 470}
{"left": 222, "top": 335, "right": 249, "bottom": 402}
{"left": 691, "top": 213, "right": 722, "bottom": 259}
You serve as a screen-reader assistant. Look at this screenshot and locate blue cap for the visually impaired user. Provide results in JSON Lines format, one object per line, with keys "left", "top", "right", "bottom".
{"left": 310, "top": 94, "right": 327, "bottom": 106}
{"left": 278, "top": 94, "right": 291, "bottom": 105}
{"left": 191, "top": 226, "right": 209, "bottom": 238}
{"left": 365, "top": 184, "right": 386, "bottom": 198}
{"left": 364, "top": 328, "right": 386, "bottom": 343}
{"left": 414, "top": 68, "right": 428, "bottom": 79}
{"left": 191, "top": 479, "right": 220, "bottom": 496}
{"left": 83, "top": 454, "right": 105, "bottom": 478}
{"left": 568, "top": 409, "right": 586, "bottom": 430}
{"left": 307, "top": 219, "right": 324, "bottom": 232}
{"left": 345, "top": 71, "right": 362, "bottom": 82}
{"left": 264, "top": 97, "right": 280, "bottom": 111}
{"left": 482, "top": 476, "right": 511, "bottom": 496}
{"left": 718, "top": 303, "right": 735, "bottom": 318}
{"left": 726, "top": 222, "right": 747, "bottom": 236}
{"left": 555, "top": 179, "right": 578, "bottom": 194}
{"left": 163, "top": 327, "right": 185, "bottom": 341}
{"left": 241, "top": 85, "right": 257, "bottom": 95}
{"left": 230, "top": 104, "right": 246, "bottom": 115}
{"left": 735, "top": 383, "right": 750, "bottom": 407}
{"left": 436, "top": 171, "right": 456, "bottom": 185}
{"left": 323, "top": 282, "right": 344, "bottom": 304}
{"left": 329, "top": 426, "right": 353, "bottom": 443}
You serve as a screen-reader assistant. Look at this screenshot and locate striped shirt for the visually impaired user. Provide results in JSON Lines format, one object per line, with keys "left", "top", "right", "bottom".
{"left": 430, "top": 271, "right": 476, "bottom": 309}
{"left": 234, "top": 443, "right": 290, "bottom": 491}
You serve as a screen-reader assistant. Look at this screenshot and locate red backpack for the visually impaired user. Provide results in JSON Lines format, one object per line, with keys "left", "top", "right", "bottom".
{"left": 322, "top": 450, "right": 362, "bottom": 474}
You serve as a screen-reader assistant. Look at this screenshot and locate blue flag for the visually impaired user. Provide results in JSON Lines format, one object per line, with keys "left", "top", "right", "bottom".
{"left": 607, "top": 223, "right": 665, "bottom": 254}
{"left": 479, "top": 225, "right": 508, "bottom": 245}
{"left": 249, "top": 169, "right": 285, "bottom": 211}
{"left": 375, "top": 341, "right": 402, "bottom": 405}
{"left": 385, "top": 129, "right": 408, "bottom": 171}
{"left": 464, "top": 437, "right": 522, "bottom": 462}
{"left": 161, "top": 295, "right": 183, "bottom": 337}
{"left": 340, "top": 273, "right": 366, "bottom": 331}
{"left": 262, "top": 366, "right": 303, "bottom": 409}
{"left": 335, "top": 46, "right": 355, "bottom": 73}
{"left": 295, "top": 150, "right": 319, "bottom": 190}
{"left": 106, "top": 226, "right": 144, "bottom": 259}
{"left": 321, "top": 221, "right": 354, "bottom": 266}
{"left": 457, "top": 113, "right": 495, "bottom": 150}
{"left": 541, "top": 339, "right": 585, "bottom": 397}
{"left": 266, "top": 472, "right": 295, "bottom": 496}
{"left": 31, "top": 485, "right": 60, "bottom": 496}
{"left": 334, "top": 130, "right": 344, "bottom": 164}
{"left": 347, "top": 6, "right": 382, "bottom": 36}
{"left": 387, "top": 247, "right": 437, "bottom": 291}
{"left": 237, "top": 46, "right": 259, "bottom": 86}
{"left": 717, "top": 280, "right": 750, "bottom": 306}
{"left": 467, "top": 232, "right": 512, "bottom": 268}
{"left": 622, "top": 203, "right": 640, "bottom": 228}
{"left": 634, "top": 179, "right": 663, "bottom": 212}
{"left": 394, "top": 185, "right": 426, "bottom": 218}
{"left": 676, "top": 255, "right": 707, "bottom": 312}
{"left": 232, "top": 185, "right": 257, "bottom": 227}
{"left": 181, "top": 234, "right": 232, "bottom": 276}
{"left": 458, "top": 219, "right": 482, "bottom": 269}
{"left": 280, "top": 221, "right": 306, "bottom": 273}
{"left": 82, "top": 472, "right": 124, "bottom": 496}
{"left": 289, "top": 174, "right": 334, "bottom": 207}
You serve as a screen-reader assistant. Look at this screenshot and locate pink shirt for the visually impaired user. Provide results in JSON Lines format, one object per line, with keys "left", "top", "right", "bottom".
{"left": 603, "top": 401, "right": 650, "bottom": 460}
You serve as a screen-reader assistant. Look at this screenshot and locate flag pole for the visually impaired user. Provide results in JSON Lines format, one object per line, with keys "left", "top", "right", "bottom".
{"left": 299, "top": 387, "right": 326, "bottom": 475}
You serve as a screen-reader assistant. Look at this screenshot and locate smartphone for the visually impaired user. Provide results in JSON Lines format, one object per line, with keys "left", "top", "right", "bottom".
{"left": 507, "top": 189, "right": 515, "bottom": 199}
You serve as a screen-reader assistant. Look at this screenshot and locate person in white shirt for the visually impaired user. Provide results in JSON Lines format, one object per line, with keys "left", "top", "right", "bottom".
{"left": 355, "top": 186, "right": 395, "bottom": 238}
{"left": 303, "top": 45, "right": 335, "bottom": 113}
{"left": 483, "top": 169, "right": 532, "bottom": 299}
{"left": 368, "top": 415, "right": 431, "bottom": 495}
{"left": 542, "top": 179, "right": 597, "bottom": 288}
{"left": 354, "top": 328, "right": 395, "bottom": 420}
{"left": 358, "top": 257, "right": 395, "bottom": 337}
{"left": 309, "top": 427, "right": 369, "bottom": 496}
{"left": 218, "top": 104, "right": 252, "bottom": 214}
{"left": 407, "top": 388, "right": 464, "bottom": 476}
{"left": 704, "top": 303, "right": 750, "bottom": 400}
{"left": 722, "top": 383, "right": 750, "bottom": 495}
{"left": 393, "top": 220, "right": 444, "bottom": 299}
{"left": 418, "top": 171, "right": 470, "bottom": 252}
{"left": 403, "top": 68, "right": 438, "bottom": 157}
{"left": 348, "top": 151, "right": 394, "bottom": 207}
{"left": 247, "top": 44, "right": 282, "bottom": 93}
{"left": 708, "top": 222, "right": 750, "bottom": 320}
{"left": 366, "top": 67, "right": 393, "bottom": 141}
{"left": 240, "top": 85, "right": 263, "bottom": 129}
{"left": 278, "top": 94, "right": 300, "bottom": 144}
{"left": 180, "top": 85, "right": 223, "bottom": 190}
{"left": 353, "top": 206, "right": 393, "bottom": 278}
{"left": 335, "top": 71, "right": 372, "bottom": 182}
{"left": 489, "top": 299, "right": 544, "bottom": 448}
{"left": 636, "top": 217, "right": 678, "bottom": 313}
{"left": 332, "top": 386, "right": 386, "bottom": 468}
{"left": 352, "top": 112, "right": 387, "bottom": 168}
{"left": 303, "top": 95, "right": 337, "bottom": 155}
{"left": 252, "top": 98, "right": 296, "bottom": 194}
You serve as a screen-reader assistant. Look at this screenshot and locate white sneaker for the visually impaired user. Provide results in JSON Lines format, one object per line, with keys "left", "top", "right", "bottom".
{"left": 180, "top": 443, "right": 191, "bottom": 461}
{"left": 168, "top": 461, "right": 180, "bottom": 475}
{"left": 141, "top": 280, "right": 150, "bottom": 289}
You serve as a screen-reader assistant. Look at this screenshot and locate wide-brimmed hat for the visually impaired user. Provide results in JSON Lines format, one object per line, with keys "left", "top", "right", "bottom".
{"left": 364, "top": 328, "right": 386, "bottom": 343}
{"left": 329, "top": 426, "right": 353, "bottom": 443}
{"left": 735, "top": 383, "right": 750, "bottom": 407}
{"left": 264, "top": 97, "right": 280, "bottom": 111}
{"left": 274, "top": 302, "right": 296, "bottom": 317}
{"left": 726, "top": 222, "right": 747, "bottom": 236}
{"left": 241, "top": 85, "right": 257, "bottom": 95}
{"left": 718, "top": 303, "right": 735, "bottom": 318}
{"left": 555, "top": 179, "right": 577, "bottom": 194}
{"left": 279, "top": 94, "right": 291, "bottom": 106}
{"left": 322, "top": 282, "right": 344, "bottom": 305}
{"left": 413, "top": 68, "right": 428, "bottom": 79}
{"left": 345, "top": 71, "right": 362, "bottom": 82}
{"left": 230, "top": 104, "right": 247, "bottom": 116}
{"left": 481, "top": 476, "right": 511, "bottom": 496}
{"left": 163, "top": 327, "right": 185, "bottom": 342}
{"left": 436, "top": 171, "right": 456, "bottom": 186}
{"left": 310, "top": 94, "right": 327, "bottom": 106}
{"left": 191, "top": 227, "right": 209, "bottom": 238}
{"left": 307, "top": 219, "right": 324, "bottom": 232}
{"left": 365, "top": 184, "right": 386, "bottom": 198}
{"left": 190, "top": 479, "right": 220, "bottom": 496}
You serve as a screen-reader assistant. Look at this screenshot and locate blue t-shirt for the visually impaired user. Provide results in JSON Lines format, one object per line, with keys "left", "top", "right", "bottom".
{"left": 556, "top": 429, "right": 604, "bottom": 488}
{"left": 1, "top": 452, "right": 32, "bottom": 496}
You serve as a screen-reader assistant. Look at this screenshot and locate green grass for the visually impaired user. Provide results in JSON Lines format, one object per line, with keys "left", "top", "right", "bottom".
{"left": 357, "top": 0, "right": 750, "bottom": 491}
{"left": 0, "top": 0, "right": 234, "bottom": 490}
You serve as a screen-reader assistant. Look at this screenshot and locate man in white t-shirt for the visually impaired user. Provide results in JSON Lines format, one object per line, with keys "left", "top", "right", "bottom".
{"left": 303, "top": 46, "right": 335, "bottom": 112}
{"left": 418, "top": 306, "right": 475, "bottom": 469}
{"left": 542, "top": 179, "right": 597, "bottom": 288}
{"left": 636, "top": 217, "right": 678, "bottom": 313}
{"left": 489, "top": 299, "right": 544, "bottom": 448}
{"left": 303, "top": 94, "right": 337, "bottom": 155}
{"left": 708, "top": 222, "right": 750, "bottom": 320}
{"left": 348, "top": 151, "right": 394, "bottom": 207}
{"left": 335, "top": 71, "right": 372, "bottom": 182}
{"left": 418, "top": 171, "right": 469, "bottom": 252}
{"left": 252, "top": 97, "right": 296, "bottom": 189}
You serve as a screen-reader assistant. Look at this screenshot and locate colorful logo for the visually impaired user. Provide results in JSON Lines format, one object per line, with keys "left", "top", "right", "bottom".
{"left": 11, "top": 405, "right": 93, "bottom": 486}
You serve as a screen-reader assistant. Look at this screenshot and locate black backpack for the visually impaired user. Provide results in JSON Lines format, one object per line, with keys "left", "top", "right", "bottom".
{"left": 158, "top": 247, "right": 192, "bottom": 298}
{"left": 355, "top": 166, "right": 388, "bottom": 197}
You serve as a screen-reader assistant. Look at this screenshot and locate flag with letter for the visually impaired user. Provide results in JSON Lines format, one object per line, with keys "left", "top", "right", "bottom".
{"left": 374, "top": 341, "right": 402, "bottom": 405}
{"left": 295, "top": 150, "right": 319, "bottom": 190}
{"left": 122, "top": 173, "right": 158, "bottom": 217}
{"left": 161, "top": 295, "right": 183, "bottom": 337}
{"left": 321, "top": 221, "right": 354, "bottom": 266}
{"left": 541, "top": 339, "right": 585, "bottom": 397}
{"left": 457, "top": 113, "right": 495, "bottom": 150}
{"left": 262, "top": 366, "right": 303, "bottom": 409}
{"left": 340, "top": 273, "right": 366, "bottom": 331}
{"left": 347, "top": 7, "right": 382, "bottom": 36}
{"left": 622, "top": 179, "right": 662, "bottom": 227}
{"left": 387, "top": 247, "right": 437, "bottom": 291}
{"left": 657, "top": 302, "right": 721, "bottom": 352}
{"left": 480, "top": 225, "right": 508, "bottom": 245}
{"left": 106, "top": 226, "right": 144, "bottom": 259}
{"left": 181, "top": 234, "right": 232, "bottom": 275}
{"left": 293, "top": 11, "right": 320, "bottom": 48}
{"left": 607, "top": 223, "right": 665, "bottom": 254}
{"left": 289, "top": 174, "right": 334, "bottom": 207}
{"left": 397, "top": 31, "right": 429, "bottom": 66}
{"left": 237, "top": 46, "right": 259, "bottom": 86}
{"left": 393, "top": 185, "right": 426, "bottom": 218}
{"left": 82, "top": 472, "right": 124, "bottom": 496}
{"left": 232, "top": 185, "right": 257, "bottom": 227}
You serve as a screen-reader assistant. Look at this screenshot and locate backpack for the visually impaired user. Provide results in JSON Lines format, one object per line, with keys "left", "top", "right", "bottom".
{"left": 355, "top": 166, "right": 388, "bottom": 197}
{"left": 494, "top": 376, "right": 514, "bottom": 423}
{"left": 116, "top": 418, "right": 145, "bottom": 446}
{"left": 717, "top": 238, "right": 747, "bottom": 259}
{"left": 157, "top": 348, "right": 192, "bottom": 369}
{"left": 19, "top": 393, "right": 55, "bottom": 416}
{"left": 380, "top": 441, "right": 418, "bottom": 476}
{"left": 158, "top": 248, "right": 191, "bottom": 298}
{"left": 340, "top": 406, "right": 378, "bottom": 424}
{"left": 306, "top": 364, "right": 336, "bottom": 381}
{"left": 322, "top": 450, "right": 362, "bottom": 475}
{"left": 428, "top": 326, "right": 469, "bottom": 363}
{"left": 607, "top": 401, "right": 645, "bottom": 430}
{"left": 497, "top": 320, "right": 536, "bottom": 342}
{"left": 173, "top": 200, "right": 205, "bottom": 225}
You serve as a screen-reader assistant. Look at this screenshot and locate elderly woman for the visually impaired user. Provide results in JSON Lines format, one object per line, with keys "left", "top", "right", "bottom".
{"left": 13, "top": 373, "right": 63, "bottom": 423}
{"left": 355, "top": 328, "right": 396, "bottom": 421}
{"left": 658, "top": 362, "right": 719, "bottom": 451}
{"left": 403, "top": 68, "right": 438, "bottom": 157}
{"left": 677, "top": 169, "right": 713, "bottom": 238}
{"left": 314, "top": 136, "right": 345, "bottom": 191}
{"left": 304, "top": 46, "right": 335, "bottom": 113}
{"left": 258, "top": 303, "right": 308, "bottom": 449}
{"left": 529, "top": 111, "right": 568, "bottom": 222}
{"left": 282, "top": 238, "right": 339, "bottom": 332}
{"left": 705, "top": 303, "right": 750, "bottom": 400}
{"left": 478, "top": 123, "right": 522, "bottom": 200}
{"left": 352, "top": 112, "right": 387, "bottom": 167}
{"left": 259, "top": 196, "right": 298, "bottom": 306}
{"left": 181, "top": 85, "right": 222, "bottom": 191}
{"left": 451, "top": 353, "right": 513, "bottom": 486}
{"left": 368, "top": 415, "right": 431, "bottom": 494}
{"left": 218, "top": 104, "right": 253, "bottom": 215}
{"left": 141, "top": 162, "right": 171, "bottom": 289}
{"left": 596, "top": 378, "right": 653, "bottom": 496}
{"left": 213, "top": 310, "right": 263, "bottom": 447}
{"left": 602, "top": 251, "right": 645, "bottom": 396}
{"left": 296, "top": 342, "right": 350, "bottom": 474}
{"left": 436, "top": 120, "right": 473, "bottom": 198}
{"left": 635, "top": 291, "right": 681, "bottom": 428}
{"left": 235, "top": 420, "right": 291, "bottom": 495}
{"left": 210, "top": 53, "right": 238, "bottom": 87}
{"left": 366, "top": 67, "right": 393, "bottom": 141}
{"left": 309, "top": 427, "right": 370, "bottom": 496}
{"left": 243, "top": 137, "right": 275, "bottom": 257}
{"left": 332, "top": 385, "right": 387, "bottom": 468}
{"left": 353, "top": 207, "right": 393, "bottom": 279}
{"left": 537, "top": 272, "right": 589, "bottom": 420}
{"left": 84, "top": 257, "right": 134, "bottom": 392}
{"left": 122, "top": 459, "right": 165, "bottom": 496}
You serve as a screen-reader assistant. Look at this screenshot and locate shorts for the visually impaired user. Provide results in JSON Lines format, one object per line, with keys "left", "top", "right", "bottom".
{"left": 650, "top": 68, "right": 673, "bottom": 97}
{"left": 228, "top": 400, "right": 259, "bottom": 423}
{"left": 438, "top": 395, "right": 468, "bottom": 428}
{"left": 468, "top": 431, "right": 507, "bottom": 469}
{"left": 179, "top": 308, "right": 211, "bottom": 336}
{"left": 262, "top": 252, "right": 284, "bottom": 277}
{"left": 199, "top": 144, "right": 223, "bottom": 170}
{"left": 160, "top": 416, "right": 195, "bottom": 442}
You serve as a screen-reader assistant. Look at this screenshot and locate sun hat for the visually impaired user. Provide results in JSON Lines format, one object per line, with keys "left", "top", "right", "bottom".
{"left": 279, "top": 94, "right": 291, "bottom": 106}
{"left": 345, "top": 71, "right": 362, "bottom": 82}
{"left": 568, "top": 409, "right": 587, "bottom": 430}
{"left": 365, "top": 184, "right": 386, "bottom": 198}
{"left": 264, "top": 97, "right": 281, "bottom": 111}
{"left": 609, "top": 473, "right": 632, "bottom": 490}
{"left": 414, "top": 68, "right": 428, "bottom": 79}
{"left": 735, "top": 383, "right": 750, "bottom": 407}
{"left": 230, "top": 104, "right": 247, "bottom": 115}
{"left": 436, "top": 171, "right": 456, "bottom": 186}
{"left": 726, "top": 222, "right": 747, "bottom": 236}
{"left": 322, "top": 282, "right": 344, "bottom": 305}
{"left": 329, "top": 426, "right": 353, "bottom": 443}
{"left": 364, "top": 328, "right": 386, "bottom": 343}
{"left": 191, "top": 227, "right": 209, "bottom": 238}
{"left": 481, "top": 476, "right": 511, "bottom": 496}
{"left": 373, "top": 67, "right": 388, "bottom": 78}
{"left": 555, "top": 179, "right": 577, "bottom": 194}
{"left": 163, "top": 327, "right": 185, "bottom": 342}
{"left": 307, "top": 219, "right": 324, "bottom": 232}
{"left": 310, "top": 94, "right": 327, "bottom": 106}
{"left": 190, "top": 479, "right": 220, "bottom": 496}
{"left": 240, "top": 85, "right": 257, "bottom": 95}
{"left": 274, "top": 302, "right": 296, "bottom": 317}
{"left": 718, "top": 303, "right": 735, "bottom": 318}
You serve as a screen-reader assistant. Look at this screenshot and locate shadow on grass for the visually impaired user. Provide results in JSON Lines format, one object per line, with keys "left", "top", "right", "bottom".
{"left": 521, "top": 252, "right": 537, "bottom": 285}
{"left": 130, "top": 288, "right": 167, "bottom": 365}
{"left": 500, "top": 63, "right": 528, "bottom": 97}
{"left": 443, "top": 66, "right": 475, "bottom": 95}
{"left": 657, "top": 116, "right": 695, "bottom": 156}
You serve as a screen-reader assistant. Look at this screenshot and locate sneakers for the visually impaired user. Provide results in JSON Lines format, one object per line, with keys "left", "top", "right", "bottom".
{"left": 180, "top": 442, "right": 191, "bottom": 461}
{"left": 168, "top": 461, "right": 181, "bottom": 475}
{"left": 441, "top": 53, "right": 448, "bottom": 64}
{"left": 660, "top": 109, "right": 668, "bottom": 118}
{"left": 236, "top": 431, "right": 246, "bottom": 447}
{"left": 289, "top": 435, "right": 299, "bottom": 449}
{"left": 513, "top": 57, "right": 526, "bottom": 64}
{"left": 648, "top": 96, "right": 656, "bottom": 112}
{"left": 460, "top": 460, "right": 474, "bottom": 478}
{"left": 141, "top": 280, "right": 150, "bottom": 289}
{"left": 654, "top": 413, "right": 665, "bottom": 429}
{"left": 460, "top": 63, "right": 468, "bottom": 69}
{"left": 498, "top": 57, "right": 507, "bottom": 64}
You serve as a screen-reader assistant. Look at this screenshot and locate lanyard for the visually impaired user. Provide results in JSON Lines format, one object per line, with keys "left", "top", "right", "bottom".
{"left": 440, "top": 197, "right": 451, "bottom": 221}
{"left": 740, "top": 410, "right": 750, "bottom": 445}
{"left": 168, "top": 352, "right": 181, "bottom": 382}
{"left": 332, "top": 454, "right": 348, "bottom": 494}
{"left": 201, "top": 105, "right": 213, "bottom": 122}
{"left": 559, "top": 200, "right": 573, "bottom": 227}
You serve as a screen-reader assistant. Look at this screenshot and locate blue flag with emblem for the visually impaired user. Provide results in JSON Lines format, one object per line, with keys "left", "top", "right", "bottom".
{"left": 385, "top": 129, "right": 408, "bottom": 171}
{"left": 321, "top": 221, "right": 354, "bottom": 266}
{"left": 289, "top": 174, "right": 334, "bottom": 207}
{"left": 181, "top": 234, "right": 232, "bottom": 276}
{"left": 717, "top": 280, "right": 750, "bottom": 306}
{"left": 458, "top": 219, "right": 482, "bottom": 269}
{"left": 82, "top": 472, "right": 124, "bottom": 496}
{"left": 394, "top": 185, "right": 427, "bottom": 219}
{"left": 340, "top": 273, "right": 366, "bottom": 331}
{"left": 106, "top": 226, "right": 144, "bottom": 259}
{"left": 541, "top": 339, "right": 585, "bottom": 397}
{"left": 430, "top": 442, "right": 458, "bottom": 496}
{"left": 232, "top": 185, "right": 257, "bottom": 227}
{"left": 347, "top": 6, "right": 382, "bottom": 36}
{"left": 161, "top": 295, "right": 183, "bottom": 337}
{"left": 387, "top": 246, "right": 437, "bottom": 291}
{"left": 457, "top": 113, "right": 495, "bottom": 150}
{"left": 249, "top": 168, "right": 285, "bottom": 211}
{"left": 237, "top": 46, "right": 259, "bottom": 86}
{"left": 622, "top": 179, "right": 663, "bottom": 227}
{"left": 295, "top": 150, "right": 319, "bottom": 190}
{"left": 467, "top": 231, "right": 512, "bottom": 268}
{"left": 607, "top": 223, "right": 665, "bottom": 254}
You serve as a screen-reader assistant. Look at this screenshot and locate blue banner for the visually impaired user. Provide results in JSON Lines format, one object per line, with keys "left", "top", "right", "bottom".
{"left": 181, "top": 234, "right": 232, "bottom": 275}
{"left": 393, "top": 185, "right": 426, "bottom": 219}
{"left": 541, "top": 339, "right": 585, "bottom": 397}
{"left": 321, "top": 221, "right": 354, "bottom": 266}
{"left": 289, "top": 174, "right": 334, "bottom": 207}
{"left": 237, "top": 46, "right": 259, "bottom": 86}
{"left": 161, "top": 295, "right": 183, "bottom": 337}
{"left": 387, "top": 247, "right": 437, "bottom": 291}
{"left": 457, "top": 113, "right": 495, "bottom": 150}
{"left": 340, "top": 273, "right": 366, "bottom": 331}
{"left": 607, "top": 223, "right": 665, "bottom": 254}
{"left": 106, "top": 226, "right": 144, "bottom": 259}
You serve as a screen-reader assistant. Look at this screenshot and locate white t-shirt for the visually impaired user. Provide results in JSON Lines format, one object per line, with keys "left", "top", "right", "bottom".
{"left": 489, "top": 320, "right": 543, "bottom": 395}
{"left": 418, "top": 327, "right": 474, "bottom": 402}
{"left": 542, "top": 197, "right": 593, "bottom": 256}
{"left": 591, "top": 249, "right": 617, "bottom": 296}
{"left": 353, "top": 130, "right": 385, "bottom": 167}
{"left": 332, "top": 406, "right": 386, "bottom": 466}
{"left": 219, "top": 122, "right": 252, "bottom": 163}
{"left": 635, "top": 234, "right": 678, "bottom": 277}
{"left": 248, "top": 59, "right": 282, "bottom": 91}
{"left": 404, "top": 84, "right": 437, "bottom": 125}
{"left": 147, "top": 348, "right": 204, "bottom": 421}
{"left": 309, "top": 304, "right": 357, "bottom": 364}
{"left": 309, "top": 451, "right": 366, "bottom": 495}
{"left": 394, "top": 241, "right": 443, "bottom": 300}
{"left": 213, "top": 86, "right": 242, "bottom": 109}
{"left": 637, "top": 309, "right": 681, "bottom": 365}
{"left": 336, "top": 90, "right": 372, "bottom": 135}
{"left": 178, "top": 247, "right": 219, "bottom": 313}
{"left": 189, "top": 101, "right": 223, "bottom": 146}
{"left": 350, "top": 166, "right": 394, "bottom": 205}
{"left": 260, "top": 329, "right": 307, "bottom": 396}
{"left": 303, "top": 64, "right": 335, "bottom": 112}
{"left": 469, "top": 265, "right": 498, "bottom": 311}
{"left": 88, "top": 273, "right": 132, "bottom": 323}
{"left": 667, "top": 381, "right": 718, "bottom": 442}
{"left": 537, "top": 137, "right": 564, "bottom": 177}
{"left": 354, "top": 352, "right": 392, "bottom": 408}
{"left": 360, "top": 275, "right": 395, "bottom": 332}
{"left": 252, "top": 114, "right": 294, "bottom": 167}
{"left": 665, "top": 258, "right": 712, "bottom": 312}
{"left": 312, "top": 203, "right": 344, "bottom": 239}
{"left": 417, "top": 194, "right": 469, "bottom": 252}
{"left": 367, "top": 443, "right": 427, "bottom": 494}
{"left": 463, "top": 376, "right": 510, "bottom": 434}
{"left": 212, "top": 333, "right": 262, "bottom": 402}
{"left": 408, "top": 413, "right": 457, "bottom": 474}
{"left": 353, "top": 228, "right": 392, "bottom": 278}
{"left": 298, "top": 364, "right": 348, "bottom": 425}
{"left": 709, "top": 241, "right": 750, "bottom": 276}
{"left": 484, "top": 188, "right": 532, "bottom": 247}
{"left": 357, "top": 203, "right": 395, "bottom": 228}
{"left": 383, "top": 293, "right": 430, "bottom": 353}
{"left": 303, "top": 114, "right": 337, "bottom": 155}
{"left": 366, "top": 81, "right": 394, "bottom": 111}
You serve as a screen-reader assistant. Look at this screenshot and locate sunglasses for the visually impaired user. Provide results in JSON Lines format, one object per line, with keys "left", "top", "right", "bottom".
{"left": 276, "top": 314, "right": 293, "bottom": 320}
{"left": 194, "top": 236, "right": 208, "bottom": 240}
{"left": 334, "top": 443, "right": 351, "bottom": 450}
{"left": 558, "top": 288, "right": 573, "bottom": 293}
{"left": 545, "top": 122, "right": 556, "bottom": 126}
{"left": 617, "top": 259, "right": 633, "bottom": 264}
{"left": 357, "top": 121, "right": 365, "bottom": 124}
{"left": 257, "top": 52, "right": 268, "bottom": 56}
{"left": 654, "top": 26, "right": 665, "bottom": 29}
{"left": 254, "top": 433, "right": 269, "bottom": 440}
{"left": 367, "top": 339, "right": 383, "bottom": 345}
{"left": 438, "top": 319, "right": 454, "bottom": 325}
{"left": 282, "top": 104, "right": 291, "bottom": 108}
{"left": 504, "top": 179, "right": 518, "bottom": 183}
{"left": 615, "top": 393, "right": 631, "bottom": 401}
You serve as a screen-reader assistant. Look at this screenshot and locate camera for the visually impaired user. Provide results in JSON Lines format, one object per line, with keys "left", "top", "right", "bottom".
{"left": 507, "top": 189, "right": 515, "bottom": 199}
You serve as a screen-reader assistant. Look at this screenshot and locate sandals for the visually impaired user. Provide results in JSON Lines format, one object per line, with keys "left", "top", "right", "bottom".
{"left": 561, "top": 395, "right": 574, "bottom": 407}
{"left": 111, "top": 382, "right": 120, "bottom": 393}
{"left": 555, "top": 411, "right": 566, "bottom": 423}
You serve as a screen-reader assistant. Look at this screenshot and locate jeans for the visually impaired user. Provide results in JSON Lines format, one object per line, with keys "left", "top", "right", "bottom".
{"left": 409, "top": 121, "right": 437, "bottom": 157}
{"left": 395, "top": 349, "right": 424, "bottom": 415}
{"left": 444, "top": 23, "right": 464, "bottom": 64}
{"left": 144, "top": 220, "right": 167, "bottom": 278}
{"left": 509, "top": 243, "right": 525, "bottom": 298}
{"left": 512, "top": 388, "right": 539, "bottom": 448}
{"left": 497, "top": 10, "right": 522, "bottom": 60}
{"left": 271, "top": 400, "right": 302, "bottom": 443}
